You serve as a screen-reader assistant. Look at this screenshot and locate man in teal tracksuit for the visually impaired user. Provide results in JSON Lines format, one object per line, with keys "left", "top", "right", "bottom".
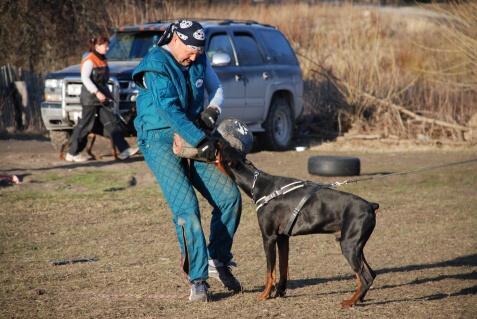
{"left": 132, "top": 20, "right": 242, "bottom": 302}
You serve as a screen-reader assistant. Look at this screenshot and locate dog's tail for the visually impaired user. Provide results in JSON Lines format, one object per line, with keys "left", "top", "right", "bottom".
{"left": 371, "top": 202, "right": 379, "bottom": 214}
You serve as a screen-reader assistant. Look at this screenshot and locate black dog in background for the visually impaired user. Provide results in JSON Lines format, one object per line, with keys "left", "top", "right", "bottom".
{"left": 59, "top": 106, "right": 136, "bottom": 161}
{"left": 59, "top": 122, "right": 119, "bottom": 161}
{"left": 215, "top": 143, "right": 378, "bottom": 308}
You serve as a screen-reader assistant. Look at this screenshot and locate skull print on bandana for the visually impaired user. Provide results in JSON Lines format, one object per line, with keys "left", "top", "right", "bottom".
{"left": 175, "top": 20, "right": 205, "bottom": 51}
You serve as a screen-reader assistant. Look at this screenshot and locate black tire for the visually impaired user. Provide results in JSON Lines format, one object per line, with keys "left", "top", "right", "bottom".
{"left": 258, "top": 97, "right": 294, "bottom": 151}
{"left": 49, "top": 130, "right": 72, "bottom": 151}
{"left": 308, "top": 156, "right": 361, "bottom": 176}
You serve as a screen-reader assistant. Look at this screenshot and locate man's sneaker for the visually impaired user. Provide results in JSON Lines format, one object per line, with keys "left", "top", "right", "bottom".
{"left": 189, "top": 280, "right": 209, "bottom": 302}
{"left": 208, "top": 259, "right": 243, "bottom": 293}
{"left": 65, "top": 153, "right": 88, "bottom": 162}
{"left": 119, "top": 147, "right": 140, "bottom": 160}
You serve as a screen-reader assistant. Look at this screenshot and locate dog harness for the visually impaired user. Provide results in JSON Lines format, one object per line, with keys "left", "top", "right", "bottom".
{"left": 282, "top": 184, "right": 322, "bottom": 236}
{"left": 252, "top": 169, "right": 323, "bottom": 236}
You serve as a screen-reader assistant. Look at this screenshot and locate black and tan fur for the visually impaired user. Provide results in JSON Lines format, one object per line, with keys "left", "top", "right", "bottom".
{"left": 216, "top": 143, "right": 378, "bottom": 308}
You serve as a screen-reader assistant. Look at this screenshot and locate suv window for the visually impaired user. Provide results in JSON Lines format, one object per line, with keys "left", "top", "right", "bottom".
{"left": 233, "top": 32, "right": 265, "bottom": 66}
{"left": 108, "top": 32, "right": 159, "bottom": 61}
{"left": 256, "top": 29, "right": 298, "bottom": 65}
{"left": 208, "top": 33, "right": 236, "bottom": 66}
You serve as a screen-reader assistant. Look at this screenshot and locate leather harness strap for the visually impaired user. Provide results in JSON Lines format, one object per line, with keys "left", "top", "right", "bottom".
{"left": 281, "top": 184, "right": 322, "bottom": 236}
{"left": 255, "top": 181, "right": 307, "bottom": 211}
{"left": 253, "top": 177, "right": 324, "bottom": 236}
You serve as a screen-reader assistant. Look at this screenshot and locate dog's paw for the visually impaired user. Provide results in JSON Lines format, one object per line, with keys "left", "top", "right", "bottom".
{"left": 256, "top": 292, "right": 270, "bottom": 300}
{"left": 274, "top": 288, "right": 286, "bottom": 298}
{"left": 340, "top": 299, "right": 357, "bottom": 308}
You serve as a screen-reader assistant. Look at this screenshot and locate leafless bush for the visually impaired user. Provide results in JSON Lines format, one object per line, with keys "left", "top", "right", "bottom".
{"left": 293, "top": 1, "right": 477, "bottom": 140}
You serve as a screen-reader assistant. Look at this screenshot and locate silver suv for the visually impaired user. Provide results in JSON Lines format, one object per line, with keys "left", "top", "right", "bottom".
{"left": 41, "top": 19, "right": 304, "bottom": 151}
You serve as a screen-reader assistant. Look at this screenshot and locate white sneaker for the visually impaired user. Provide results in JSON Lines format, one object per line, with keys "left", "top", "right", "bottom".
{"left": 119, "top": 147, "right": 140, "bottom": 160}
{"left": 65, "top": 153, "right": 88, "bottom": 162}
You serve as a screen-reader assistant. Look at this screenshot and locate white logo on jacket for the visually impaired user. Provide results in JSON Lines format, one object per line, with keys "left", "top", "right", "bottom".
{"left": 195, "top": 79, "right": 204, "bottom": 88}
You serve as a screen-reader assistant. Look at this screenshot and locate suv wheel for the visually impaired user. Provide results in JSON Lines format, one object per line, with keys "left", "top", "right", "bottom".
{"left": 259, "top": 97, "right": 293, "bottom": 151}
{"left": 49, "top": 130, "right": 72, "bottom": 151}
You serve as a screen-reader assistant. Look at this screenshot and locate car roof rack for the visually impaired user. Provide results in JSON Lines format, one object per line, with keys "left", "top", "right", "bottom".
{"left": 144, "top": 18, "right": 273, "bottom": 27}
{"left": 113, "top": 18, "right": 275, "bottom": 32}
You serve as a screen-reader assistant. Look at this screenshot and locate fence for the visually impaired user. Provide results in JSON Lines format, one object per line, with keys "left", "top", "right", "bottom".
{"left": 0, "top": 64, "right": 44, "bottom": 132}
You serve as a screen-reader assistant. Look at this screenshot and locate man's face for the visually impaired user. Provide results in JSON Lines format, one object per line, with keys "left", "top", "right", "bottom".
{"left": 172, "top": 34, "right": 203, "bottom": 66}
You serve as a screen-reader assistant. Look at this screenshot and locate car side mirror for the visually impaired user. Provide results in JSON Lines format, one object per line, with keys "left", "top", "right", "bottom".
{"left": 211, "top": 52, "right": 231, "bottom": 66}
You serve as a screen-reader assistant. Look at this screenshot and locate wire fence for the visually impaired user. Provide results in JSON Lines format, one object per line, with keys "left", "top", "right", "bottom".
{"left": 0, "top": 64, "right": 44, "bottom": 132}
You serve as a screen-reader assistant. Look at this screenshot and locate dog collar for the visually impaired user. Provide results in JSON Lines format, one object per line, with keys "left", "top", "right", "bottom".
{"left": 251, "top": 169, "right": 261, "bottom": 200}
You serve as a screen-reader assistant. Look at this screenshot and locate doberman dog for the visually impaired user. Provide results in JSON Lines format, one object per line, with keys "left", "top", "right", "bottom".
{"left": 84, "top": 132, "right": 118, "bottom": 160}
{"left": 59, "top": 109, "right": 123, "bottom": 161}
{"left": 59, "top": 133, "right": 119, "bottom": 161}
{"left": 215, "top": 143, "right": 378, "bottom": 308}
{"left": 59, "top": 103, "right": 136, "bottom": 161}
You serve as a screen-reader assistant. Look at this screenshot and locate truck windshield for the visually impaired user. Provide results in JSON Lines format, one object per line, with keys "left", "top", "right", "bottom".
{"left": 107, "top": 31, "right": 162, "bottom": 61}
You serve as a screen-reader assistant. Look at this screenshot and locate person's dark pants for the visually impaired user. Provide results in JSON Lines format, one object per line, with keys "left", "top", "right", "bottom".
{"left": 68, "top": 104, "right": 130, "bottom": 156}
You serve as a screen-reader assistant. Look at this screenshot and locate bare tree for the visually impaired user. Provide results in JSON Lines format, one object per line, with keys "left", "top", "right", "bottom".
{"left": 0, "top": 0, "right": 110, "bottom": 72}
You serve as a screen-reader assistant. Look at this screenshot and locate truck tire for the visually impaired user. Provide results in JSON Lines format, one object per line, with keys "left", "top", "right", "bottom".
{"left": 308, "top": 156, "right": 361, "bottom": 176}
{"left": 258, "top": 97, "right": 293, "bottom": 151}
{"left": 49, "top": 130, "right": 72, "bottom": 151}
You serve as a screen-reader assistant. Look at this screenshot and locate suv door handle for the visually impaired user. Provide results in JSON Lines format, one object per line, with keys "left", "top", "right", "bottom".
{"left": 235, "top": 74, "right": 243, "bottom": 81}
{"left": 262, "top": 72, "right": 269, "bottom": 80}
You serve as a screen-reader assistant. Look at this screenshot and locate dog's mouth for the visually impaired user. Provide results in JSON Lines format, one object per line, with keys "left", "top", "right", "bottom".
{"left": 214, "top": 144, "right": 231, "bottom": 178}
{"left": 214, "top": 142, "right": 239, "bottom": 179}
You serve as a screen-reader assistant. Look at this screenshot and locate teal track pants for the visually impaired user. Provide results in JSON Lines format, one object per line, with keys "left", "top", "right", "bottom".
{"left": 138, "top": 129, "right": 242, "bottom": 282}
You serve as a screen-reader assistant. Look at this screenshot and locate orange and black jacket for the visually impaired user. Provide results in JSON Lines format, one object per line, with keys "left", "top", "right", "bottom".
{"left": 80, "top": 51, "right": 111, "bottom": 106}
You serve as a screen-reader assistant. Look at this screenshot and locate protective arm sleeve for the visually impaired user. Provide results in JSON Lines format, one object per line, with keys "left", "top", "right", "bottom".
{"left": 145, "top": 71, "right": 206, "bottom": 147}
{"left": 81, "top": 60, "right": 98, "bottom": 94}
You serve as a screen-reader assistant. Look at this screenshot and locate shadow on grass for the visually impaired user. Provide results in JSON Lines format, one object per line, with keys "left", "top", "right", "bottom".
{"left": 4, "top": 154, "right": 144, "bottom": 180}
{"left": 0, "top": 130, "right": 50, "bottom": 141}
{"left": 243, "top": 254, "right": 477, "bottom": 304}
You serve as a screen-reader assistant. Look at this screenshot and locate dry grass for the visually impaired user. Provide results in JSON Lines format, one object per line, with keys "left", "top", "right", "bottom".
{"left": 0, "top": 138, "right": 476, "bottom": 318}
{"left": 2, "top": 2, "right": 476, "bottom": 140}
{"left": 137, "top": 1, "right": 476, "bottom": 141}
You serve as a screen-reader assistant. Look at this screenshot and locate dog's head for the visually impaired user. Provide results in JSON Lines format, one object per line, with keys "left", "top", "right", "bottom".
{"left": 214, "top": 140, "right": 246, "bottom": 181}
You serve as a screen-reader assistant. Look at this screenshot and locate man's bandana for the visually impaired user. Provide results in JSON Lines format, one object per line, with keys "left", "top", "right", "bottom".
{"left": 157, "top": 20, "right": 205, "bottom": 51}
{"left": 175, "top": 20, "right": 205, "bottom": 51}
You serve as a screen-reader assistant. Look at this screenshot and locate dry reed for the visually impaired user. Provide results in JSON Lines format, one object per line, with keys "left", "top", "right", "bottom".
{"left": 143, "top": 1, "right": 477, "bottom": 141}
{"left": 3, "top": 1, "right": 475, "bottom": 140}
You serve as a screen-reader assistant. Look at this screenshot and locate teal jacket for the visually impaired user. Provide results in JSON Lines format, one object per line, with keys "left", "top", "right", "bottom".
{"left": 132, "top": 47, "right": 207, "bottom": 147}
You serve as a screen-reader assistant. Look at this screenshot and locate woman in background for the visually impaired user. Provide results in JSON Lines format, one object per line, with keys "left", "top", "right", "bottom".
{"left": 65, "top": 35, "right": 139, "bottom": 162}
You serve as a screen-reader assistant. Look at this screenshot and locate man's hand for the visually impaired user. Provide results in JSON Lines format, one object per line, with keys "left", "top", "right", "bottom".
{"left": 198, "top": 107, "right": 220, "bottom": 130}
{"left": 197, "top": 136, "right": 218, "bottom": 161}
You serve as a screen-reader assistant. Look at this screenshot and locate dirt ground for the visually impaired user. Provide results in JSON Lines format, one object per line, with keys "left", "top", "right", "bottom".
{"left": 1, "top": 135, "right": 476, "bottom": 318}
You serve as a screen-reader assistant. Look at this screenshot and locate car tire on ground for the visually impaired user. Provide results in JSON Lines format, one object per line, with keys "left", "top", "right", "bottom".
{"left": 308, "top": 156, "right": 361, "bottom": 176}
{"left": 49, "top": 130, "right": 72, "bottom": 151}
{"left": 258, "top": 97, "right": 294, "bottom": 151}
